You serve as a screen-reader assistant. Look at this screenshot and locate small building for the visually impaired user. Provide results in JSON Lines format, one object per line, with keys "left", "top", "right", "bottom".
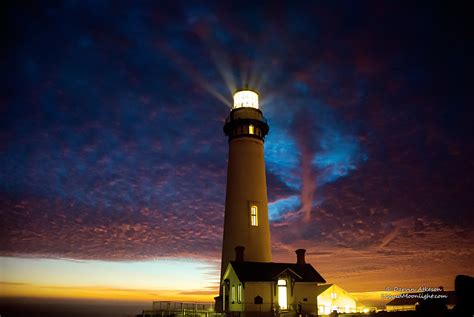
{"left": 222, "top": 248, "right": 326, "bottom": 316}
{"left": 315, "top": 284, "right": 366, "bottom": 315}
{"left": 385, "top": 297, "right": 420, "bottom": 312}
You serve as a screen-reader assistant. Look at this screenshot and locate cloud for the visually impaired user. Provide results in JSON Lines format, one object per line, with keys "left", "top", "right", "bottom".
{"left": 0, "top": 281, "right": 32, "bottom": 286}
{"left": 178, "top": 288, "right": 219, "bottom": 296}
{"left": 2, "top": 2, "right": 473, "bottom": 293}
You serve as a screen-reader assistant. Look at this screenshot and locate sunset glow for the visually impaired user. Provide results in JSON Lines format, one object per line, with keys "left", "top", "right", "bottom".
{"left": 1, "top": 257, "right": 218, "bottom": 302}
{"left": 2, "top": 1, "right": 472, "bottom": 316}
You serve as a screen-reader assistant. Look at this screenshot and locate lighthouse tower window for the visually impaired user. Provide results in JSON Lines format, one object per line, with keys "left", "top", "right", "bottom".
{"left": 249, "top": 124, "right": 255, "bottom": 135}
{"left": 250, "top": 205, "right": 258, "bottom": 226}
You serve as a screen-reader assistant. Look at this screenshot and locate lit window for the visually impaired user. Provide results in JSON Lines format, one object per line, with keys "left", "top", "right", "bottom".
{"left": 318, "top": 305, "right": 324, "bottom": 314}
{"left": 277, "top": 279, "right": 288, "bottom": 310}
{"left": 250, "top": 205, "right": 258, "bottom": 226}
{"left": 237, "top": 284, "right": 242, "bottom": 303}
{"left": 330, "top": 292, "right": 337, "bottom": 299}
{"left": 249, "top": 124, "right": 255, "bottom": 135}
{"left": 231, "top": 285, "right": 236, "bottom": 302}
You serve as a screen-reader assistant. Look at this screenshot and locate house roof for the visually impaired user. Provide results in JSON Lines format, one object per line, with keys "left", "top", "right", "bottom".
{"left": 315, "top": 284, "right": 333, "bottom": 296}
{"left": 386, "top": 297, "right": 421, "bottom": 306}
{"left": 229, "top": 261, "right": 326, "bottom": 283}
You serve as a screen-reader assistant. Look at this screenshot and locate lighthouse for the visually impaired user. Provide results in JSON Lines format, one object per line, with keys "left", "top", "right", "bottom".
{"left": 215, "top": 90, "right": 326, "bottom": 315}
{"left": 220, "top": 89, "right": 272, "bottom": 278}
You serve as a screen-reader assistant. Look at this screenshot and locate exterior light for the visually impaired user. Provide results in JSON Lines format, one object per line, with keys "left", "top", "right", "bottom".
{"left": 233, "top": 90, "right": 259, "bottom": 109}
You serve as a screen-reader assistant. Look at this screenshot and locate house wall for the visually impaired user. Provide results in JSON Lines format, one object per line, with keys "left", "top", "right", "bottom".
{"left": 293, "top": 283, "right": 319, "bottom": 314}
{"left": 317, "top": 284, "right": 357, "bottom": 315}
{"left": 244, "top": 281, "right": 320, "bottom": 313}
{"left": 244, "top": 282, "right": 274, "bottom": 312}
{"left": 226, "top": 279, "right": 321, "bottom": 313}
{"left": 224, "top": 265, "right": 245, "bottom": 312}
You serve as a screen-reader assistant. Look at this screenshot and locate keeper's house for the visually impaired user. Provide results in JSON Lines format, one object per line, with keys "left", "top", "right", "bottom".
{"left": 222, "top": 248, "right": 325, "bottom": 316}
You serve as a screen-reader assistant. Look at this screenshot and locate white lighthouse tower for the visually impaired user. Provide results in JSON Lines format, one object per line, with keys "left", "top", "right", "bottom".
{"left": 215, "top": 90, "right": 326, "bottom": 315}
{"left": 220, "top": 89, "right": 272, "bottom": 278}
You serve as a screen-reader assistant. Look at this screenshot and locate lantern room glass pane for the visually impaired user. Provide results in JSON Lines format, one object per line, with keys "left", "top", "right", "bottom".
{"left": 233, "top": 90, "right": 259, "bottom": 109}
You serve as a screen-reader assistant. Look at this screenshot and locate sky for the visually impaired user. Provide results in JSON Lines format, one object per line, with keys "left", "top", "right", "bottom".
{"left": 2, "top": 0, "right": 473, "bottom": 308}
